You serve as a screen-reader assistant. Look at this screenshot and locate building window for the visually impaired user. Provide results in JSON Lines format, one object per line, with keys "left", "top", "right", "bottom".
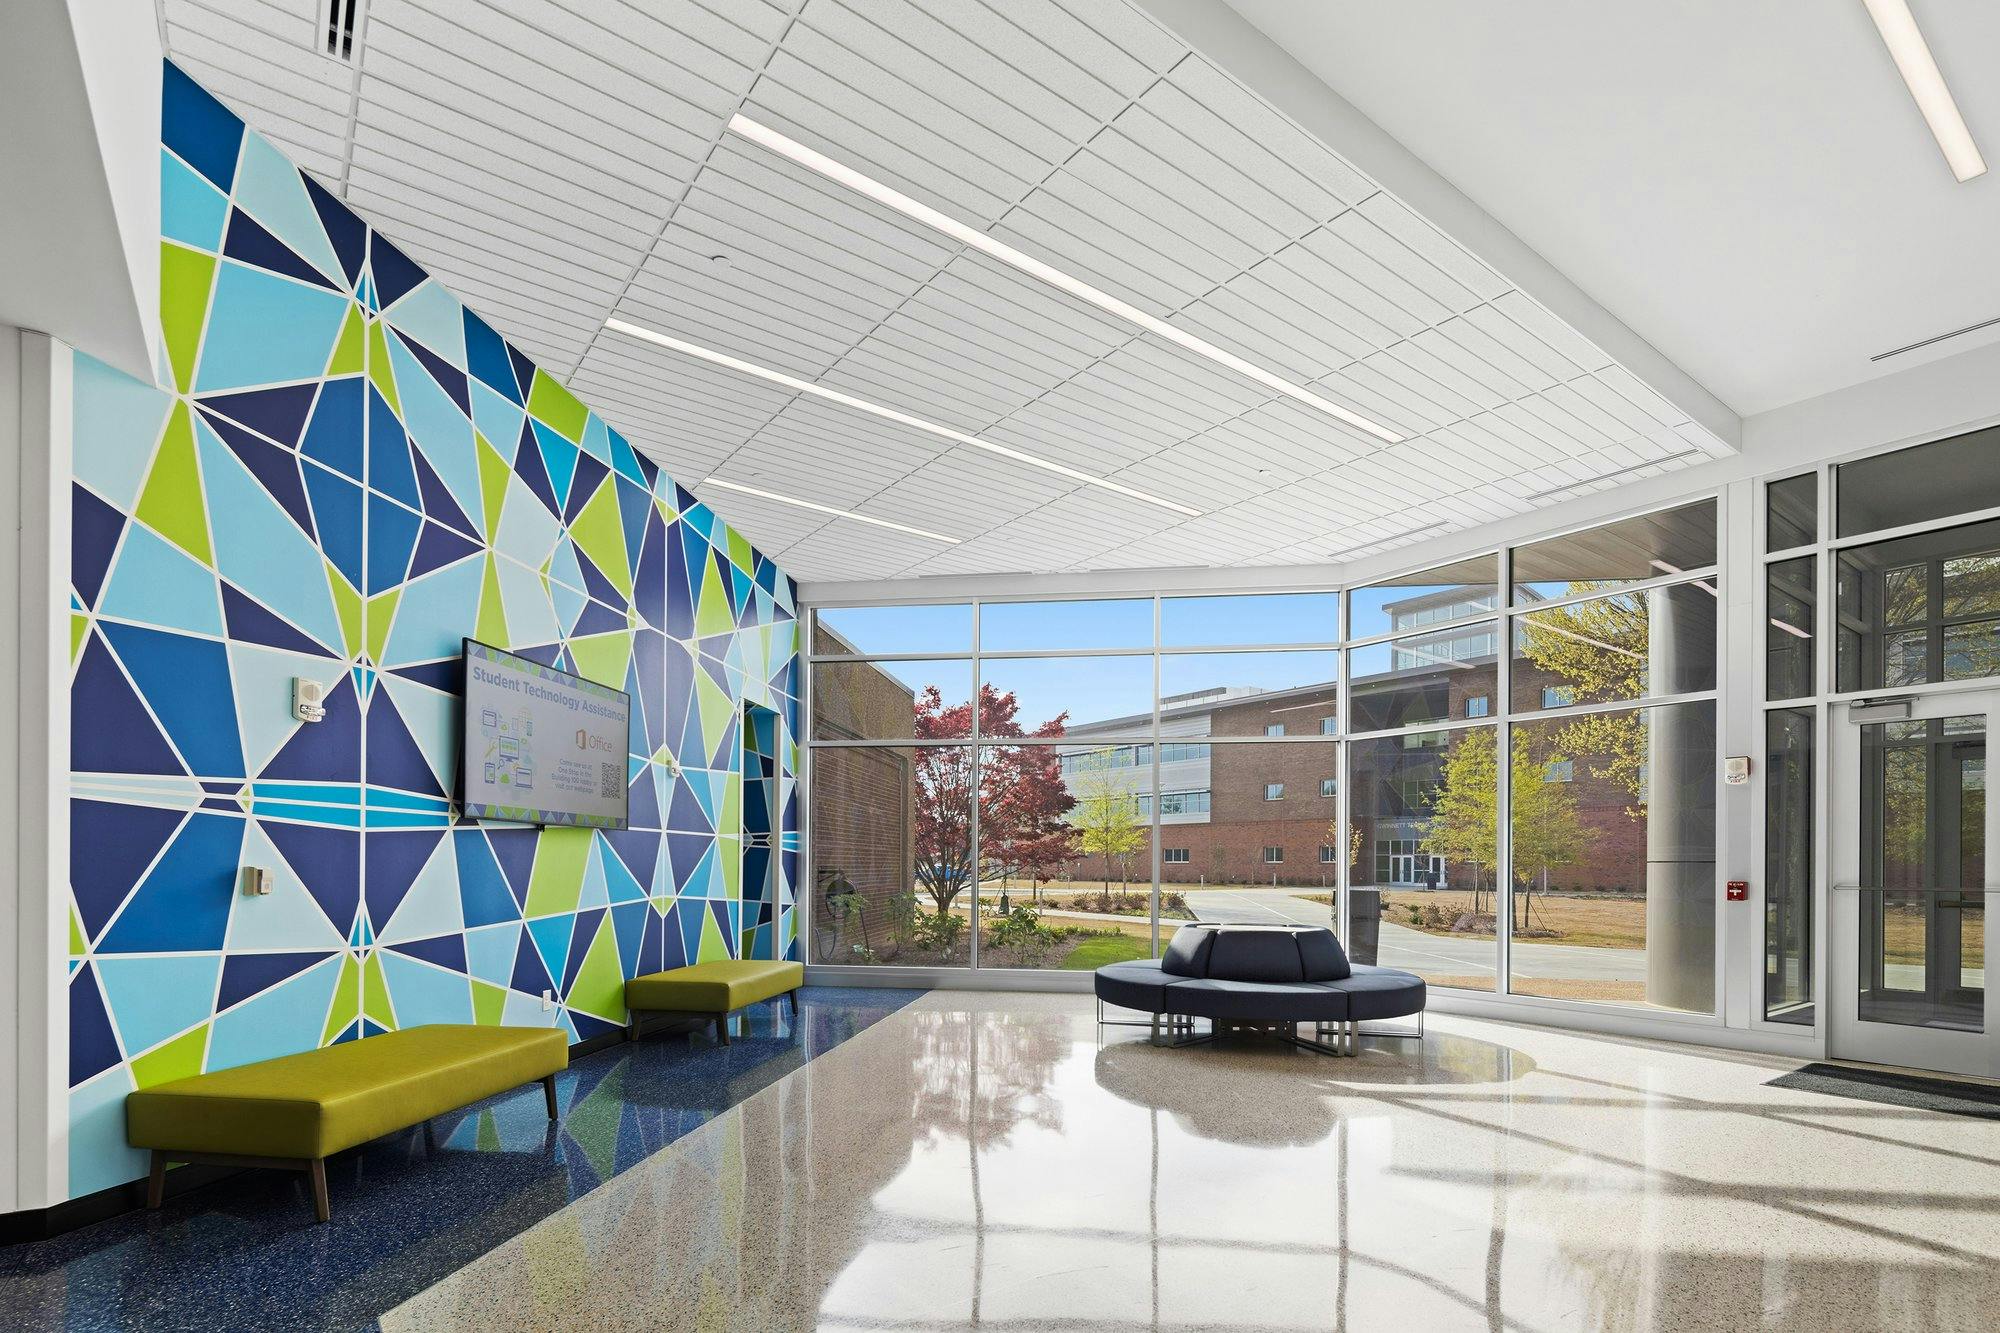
{"left": 1542, "top": 685, "right": 1574, "bottom": 709}
{"left": 1320, "top": 716, "right": 1337, "bottom": 735}
{"left": 1266, "top": 723, "right": 1286, "bottom": 737}
{"left": 1059, "top": 744, "right": 1153, "bottom": 776}
{"left": 1262, "top": 846, "right": 1284, "bottom": 864}
{"left": 1545, "top": 759, "right": 1574, "bottom": 784}
{"left": 1320, "top": 777, "right": 1337, "bottom": 798}
{"left": 1159, "top": 742, "right": 1211, "bottom": 763}
{"left": 1154, "top": 789, "right": 1211, "bottom": 816}
{"left": 1265, "top": 783, "right": 1285, "bottom": 801}
{"left": 1319, "top": 845, "right": 1337, "bottom": 863}
{"left": 1163, "top": 847, "right": 1190, "bottom": 864}
{"left": 1466, "top": 694, "right": 1490, "bottom": 718}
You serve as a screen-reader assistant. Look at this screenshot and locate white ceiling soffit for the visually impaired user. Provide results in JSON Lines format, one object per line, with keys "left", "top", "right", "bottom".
{"left": 159, "top": 0, "right": 1735, "bottom": 582}
{"left": 4, "top": 0, "right": 161, "bottom": 382}
{"left": 1218, "top": 0, "right": 2000, "bottom": 419}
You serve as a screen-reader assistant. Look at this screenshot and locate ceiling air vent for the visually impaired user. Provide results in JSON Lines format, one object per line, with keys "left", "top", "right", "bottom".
{"left": 316, "top": 0, "right": 364, "bottom": 62}
{"left": 1871, "top": 314, "right": 2000, "bottom": 362}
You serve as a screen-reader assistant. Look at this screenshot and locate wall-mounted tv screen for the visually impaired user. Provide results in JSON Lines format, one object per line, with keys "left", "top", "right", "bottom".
{"left": 460, "top": 639, "right": 630, "bottom": 829}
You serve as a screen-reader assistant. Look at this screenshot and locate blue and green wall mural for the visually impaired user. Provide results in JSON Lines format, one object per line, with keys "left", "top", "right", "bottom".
{"left": 64, "top": 63, "right": 801, "bottom": 1198}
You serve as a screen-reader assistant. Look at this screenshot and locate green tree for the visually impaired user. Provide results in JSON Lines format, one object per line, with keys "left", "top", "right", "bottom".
{"left": 1069, "top": 777, "right": 1146, "bottom": 889}
{"left": 1515, "top": 582, "right": 1651, "bottom": 806}
{"left": 1420, "top": 728, "right": 1589, "bottom": 924}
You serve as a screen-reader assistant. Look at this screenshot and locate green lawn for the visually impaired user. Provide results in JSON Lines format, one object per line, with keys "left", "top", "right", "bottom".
{"left": 1059, "top": 934, "right": 1151, "bottom": 970}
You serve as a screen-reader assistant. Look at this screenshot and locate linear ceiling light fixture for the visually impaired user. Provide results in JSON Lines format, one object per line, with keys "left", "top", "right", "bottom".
{"left": 603, "top": 318, "right": 1200, "bottom": 516}
{"left": 726, "top": 114, "right": 1406, "bottom": 445}
{"left": 1323, "top": 520, "right": 1447, "bottom": 560}
{"left": 1863, "top": 0, "right": 1987, "bottom": 182}
{"left": 700, "top": 476, "right": 961, "bottom": 544}
{"left": 1522, "top": 450, "right": 1702, "bottom": 502}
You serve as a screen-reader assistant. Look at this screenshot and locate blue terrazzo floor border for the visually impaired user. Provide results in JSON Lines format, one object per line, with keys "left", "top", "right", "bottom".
{"left": 0, "top": 986, "right": 926, "bottom": 1332}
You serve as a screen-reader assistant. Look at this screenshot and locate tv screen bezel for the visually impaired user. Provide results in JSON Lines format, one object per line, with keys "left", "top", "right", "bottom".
{"left": 458, "top": 637, "right": 633, "bottom": 831}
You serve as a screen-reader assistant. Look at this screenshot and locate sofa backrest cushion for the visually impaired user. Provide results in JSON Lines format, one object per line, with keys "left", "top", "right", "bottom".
{"left": 1295, "top": 928, "right": 1351, "bottom": 980}
{"left": 1206, "top": 927, "right": 1307, "bottom": 983}
{"left": 1161, "top": 924, "right": 1217, "bottom": 976}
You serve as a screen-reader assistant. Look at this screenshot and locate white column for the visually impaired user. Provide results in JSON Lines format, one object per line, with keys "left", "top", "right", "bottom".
{"left": 4, "top": 330, "right": 72, "bottom": 1211}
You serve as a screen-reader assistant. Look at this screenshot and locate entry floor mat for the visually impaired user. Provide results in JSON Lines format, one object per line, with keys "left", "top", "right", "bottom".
{"left": 1768, "top": 1061, "right": 2000, "bottom": 1120}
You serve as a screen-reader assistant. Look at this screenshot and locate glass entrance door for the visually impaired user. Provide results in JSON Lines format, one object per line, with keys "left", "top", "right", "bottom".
{"left": 1830, "top": 690, "right": 1996, "bottom": 1077}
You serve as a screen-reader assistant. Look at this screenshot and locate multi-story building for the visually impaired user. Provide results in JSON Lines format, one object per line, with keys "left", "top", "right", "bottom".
{"left": 1055, "top": 585, "right": 1642, "bottom": 891}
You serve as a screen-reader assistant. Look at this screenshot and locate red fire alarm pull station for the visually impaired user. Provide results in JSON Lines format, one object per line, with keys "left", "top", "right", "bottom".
{"left": 1726, "top": 881, "right": 1749, "bottom": 902}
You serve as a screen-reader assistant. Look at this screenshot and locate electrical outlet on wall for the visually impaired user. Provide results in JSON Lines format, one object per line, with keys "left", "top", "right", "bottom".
{"left": 541, "top": 989, "right": 553, "bottom": 1011}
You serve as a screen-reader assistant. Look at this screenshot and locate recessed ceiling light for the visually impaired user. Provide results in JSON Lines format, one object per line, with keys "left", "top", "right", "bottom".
{"left": 603, "top": 317, "right": 1202, "bottom": 516}
{"left": 1863, "top": 0, "right": 1987, "bottom": 182}
{"left": 726, "top": 114, "right": 1406, "bottom": 445}
{"left": 700, "top": 476, "right": 961, "bottom": 544}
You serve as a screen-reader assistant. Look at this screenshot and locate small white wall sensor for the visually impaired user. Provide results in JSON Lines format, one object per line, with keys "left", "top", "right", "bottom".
{"left": 241, "top": 866, "right": 274, "bottom": 896}
{"left": 1723, "top": 756, "right": 1751, "bottom": 786}
{"left": 293, "top": 677, "right": 327, "bottom": 723}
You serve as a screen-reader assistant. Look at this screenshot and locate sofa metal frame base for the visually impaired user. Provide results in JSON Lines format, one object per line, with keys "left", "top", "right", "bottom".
{"left": 1098, "top": 1003, "right": 1425, "bottom": 1059}
{"left": 1095, "top": 1000, "right": 1212, "bottom": 1047}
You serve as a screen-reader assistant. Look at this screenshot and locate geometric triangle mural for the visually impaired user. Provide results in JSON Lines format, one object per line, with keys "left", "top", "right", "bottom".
{"left": 62, "top": 59, "right": 800, "bottom": 1200}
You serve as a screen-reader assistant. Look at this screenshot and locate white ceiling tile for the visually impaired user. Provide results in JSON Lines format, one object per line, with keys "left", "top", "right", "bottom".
{"left": 170, "top": 0, "right": 1733, "bottom": 584}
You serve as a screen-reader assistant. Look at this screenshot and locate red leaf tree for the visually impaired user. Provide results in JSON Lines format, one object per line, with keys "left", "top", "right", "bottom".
{"left": 911, "top": 685, "right": 1076, "bottom": 918}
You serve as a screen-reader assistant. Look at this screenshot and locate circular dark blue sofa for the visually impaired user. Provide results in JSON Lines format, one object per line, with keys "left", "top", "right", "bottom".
{"left": 1095, "top": 923, "right": 1425, "bottom": 1056}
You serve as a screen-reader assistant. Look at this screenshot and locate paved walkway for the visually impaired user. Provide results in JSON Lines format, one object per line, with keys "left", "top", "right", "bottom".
{"left": 1183, "top": 887, "right": 1647, "bottom": 982}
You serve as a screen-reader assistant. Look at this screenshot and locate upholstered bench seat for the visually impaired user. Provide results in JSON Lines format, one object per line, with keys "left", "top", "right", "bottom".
{"left": 1092, "top": 958, "right": 1176, "bottom": 1013}
{"left": 1333, "top": 964, "right": 1430, "bottom": 1020}
{"left": 127, "top": 1024, "right": 567, "bottom": 1221}
{"left": 1093, "top": 923, "right": 1426, "bottom": 1056}
{"left": 625, "top": 959, "right": 804, "bottom": 1045}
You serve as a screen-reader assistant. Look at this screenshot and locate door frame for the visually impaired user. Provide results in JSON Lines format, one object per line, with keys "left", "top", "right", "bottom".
{"left": 1828, "top": 687, "right": 1998, "bottom": 1078}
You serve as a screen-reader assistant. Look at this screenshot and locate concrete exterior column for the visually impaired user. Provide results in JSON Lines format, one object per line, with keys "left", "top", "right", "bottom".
{"left": 1645, "top": 585, "right": 1716, "bottom": 1011}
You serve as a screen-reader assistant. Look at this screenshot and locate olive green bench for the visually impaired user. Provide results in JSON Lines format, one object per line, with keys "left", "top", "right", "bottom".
{"left": 126, "top": 1024, "right": 567, "bottom": 1223}
{"left": 625, "top": 959, "right": 805, "bottom": 1045}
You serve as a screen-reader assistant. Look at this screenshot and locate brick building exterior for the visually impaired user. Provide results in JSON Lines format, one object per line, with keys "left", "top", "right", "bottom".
{"left": 1058, "top": 656, "right": 1653, "bottom": 893}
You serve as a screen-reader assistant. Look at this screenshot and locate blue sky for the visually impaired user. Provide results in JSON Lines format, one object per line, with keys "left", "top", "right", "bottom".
{"left": 817, "top": 597, "right": 1356, "bottom": 731}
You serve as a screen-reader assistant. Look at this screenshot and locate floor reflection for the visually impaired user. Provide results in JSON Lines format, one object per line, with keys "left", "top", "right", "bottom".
{"left": 382, "top": 993, "right": 2000, "bottom": 1333}
{"left": 1093, "top": 1028, "right": 1533, "bottom": 1148}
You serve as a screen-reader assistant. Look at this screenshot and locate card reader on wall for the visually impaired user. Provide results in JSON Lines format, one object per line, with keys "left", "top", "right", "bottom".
{"left": 293, "top": 677, "right": 327, "bottom": 723}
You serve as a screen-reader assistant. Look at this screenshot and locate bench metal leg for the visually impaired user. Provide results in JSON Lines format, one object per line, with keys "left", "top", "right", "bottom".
{"left": 542, "top": 1074, "right": 559, "bottom": 1119}
{"left": 146, "top": 1151, "right": 167, "bottom": 1209}
{"left": 787, "top": 989, "right": 799, "bottom": 1017}
{"left": 308, "top": 1159, "right": 330, "bottom": 1224}
{"left": 715, "top": 1015, "right": 730, "bottom": 1046}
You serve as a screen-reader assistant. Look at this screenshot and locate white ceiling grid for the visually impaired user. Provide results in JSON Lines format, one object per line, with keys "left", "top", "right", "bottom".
{"left": 158, "top": 0, "right": 1730, "bottom": 582}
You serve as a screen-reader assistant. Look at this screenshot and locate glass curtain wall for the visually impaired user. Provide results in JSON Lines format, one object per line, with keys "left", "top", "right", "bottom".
{"left": 810, "top": 593, "right": 1343, "bottom": 973}
{"left": 1763, "top": 472, "right": 1819, "bottom": 1025}
{"left": 808, "top": 501, "right": 1722, "bottom": 1013}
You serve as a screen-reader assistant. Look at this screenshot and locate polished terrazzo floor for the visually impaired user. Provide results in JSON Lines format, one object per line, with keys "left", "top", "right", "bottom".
{"left": 381, "top": 991, "right": 2000, "bottom": 1333}
{"left": 0, "top": 987, "right": 923, "bottom": 1331}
